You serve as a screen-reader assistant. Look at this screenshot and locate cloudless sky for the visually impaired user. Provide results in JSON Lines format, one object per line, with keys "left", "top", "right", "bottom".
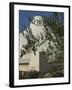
{"left": 19, "top": 10, "right": 64, "bottom": 33}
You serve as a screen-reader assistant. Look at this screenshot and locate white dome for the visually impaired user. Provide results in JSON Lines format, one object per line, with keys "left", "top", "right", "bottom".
{"left": 32, "top": 16, "right": 44, "bottom": 26}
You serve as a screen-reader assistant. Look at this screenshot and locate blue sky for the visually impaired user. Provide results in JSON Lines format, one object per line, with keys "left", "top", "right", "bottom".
{"left": 19, "top": 10, "right": 64, "bottom": 33}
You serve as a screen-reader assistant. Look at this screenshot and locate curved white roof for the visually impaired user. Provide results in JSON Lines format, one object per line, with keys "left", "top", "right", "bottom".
{"left": 32, "top": 16, "right": 44, "bottom": 26}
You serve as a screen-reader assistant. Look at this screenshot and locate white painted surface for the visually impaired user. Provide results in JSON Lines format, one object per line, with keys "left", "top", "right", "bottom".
{"left": 19, "top": 65, "right": 30, "bottom": 71}
{"left": 29, "top": 51, "right": 39, "bottom": 71}
{"left": 32, "top": 16, "right": 44, "bottom": 25}
{"left": 20, "top": 33, "right": 28, "bottom": 49}
{"left": 19, "top": 51, "right": 40, "bottom": 71}
{"left": 30, "top": 23, "right": 46, "bottom": 39}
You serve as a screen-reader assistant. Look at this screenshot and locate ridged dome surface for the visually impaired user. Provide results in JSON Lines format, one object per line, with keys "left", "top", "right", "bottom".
{"left": 32, "top": 16, "right": 44, "bottom": 26}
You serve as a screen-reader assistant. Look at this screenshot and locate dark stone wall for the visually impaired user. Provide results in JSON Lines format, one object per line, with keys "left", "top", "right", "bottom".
{"left": 39, "top": 52, "right": 50, "bottom": 73}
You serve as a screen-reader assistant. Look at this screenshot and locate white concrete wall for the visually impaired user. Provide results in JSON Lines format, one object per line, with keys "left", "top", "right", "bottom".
{"left": 19, "top": 65, "right": 30, "bottom": 71}
{"left": 29, "top": 51, "right": 39, "bottom": 71}
{"left": 19, "top": 51, "right": 40, "bottom": 71}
